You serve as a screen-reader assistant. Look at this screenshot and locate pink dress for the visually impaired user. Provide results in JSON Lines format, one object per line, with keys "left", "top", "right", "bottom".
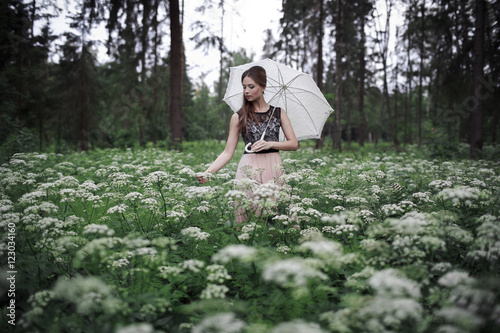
{"left": 234, "top": 106, "right": 284, "bottom": 223}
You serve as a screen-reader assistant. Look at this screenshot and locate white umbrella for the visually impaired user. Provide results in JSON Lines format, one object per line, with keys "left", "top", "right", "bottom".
{"left": 222, "top": 58, "right": 334, "bottom": 142}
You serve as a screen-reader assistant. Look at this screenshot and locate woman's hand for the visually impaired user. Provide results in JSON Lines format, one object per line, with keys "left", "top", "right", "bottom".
{"left": 251, "top": 139, "right": 273, "bottom": 152}
{"left": 196, "top": 172, "right": 212, "bottom": 184}
{"left": 197, "top": 176, "right": 208, "bottom": 184}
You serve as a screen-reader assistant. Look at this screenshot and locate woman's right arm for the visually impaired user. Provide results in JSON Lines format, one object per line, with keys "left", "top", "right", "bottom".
{"left": 198, "top": 113, "right": 240, "bottom": 183}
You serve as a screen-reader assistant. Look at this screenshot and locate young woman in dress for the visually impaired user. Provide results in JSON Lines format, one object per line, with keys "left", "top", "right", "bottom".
{"left": 197, "top": 65, "right": 298, "bottom": 222}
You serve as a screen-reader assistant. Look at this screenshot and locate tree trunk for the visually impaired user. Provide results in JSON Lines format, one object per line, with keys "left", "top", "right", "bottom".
{"left": 417, "top": 1, "right": 425, "bottom": 146}
{"left": 333, "top": 0, "right": 343, "bottom": 152}
{"left": 382, "top": 60, "right": 394, "bottom": 144}
{"left": 381, "top": 0, "right": 396, "bottom": 146}
{"left": 470, "top": 0, "right": 485, "bottom": 158}
{"left": 79, "top": 45, "right": 88, "bottom": 151}
{"left": 217, "top": 0, "right": 225, "bottom": 143}
{"left": 169, "top": 0, "right": 183, "bottom": 150}
{"left": 358, "top": 12, "right": 366, "bottom": 147}
{"left": 316, "top": 0, "right": 325, "bottom": 149}
{"left": 152, "top": 0, "right": 160, "bottom": 145}
{"left": 406, "top": 27, "right": 413, "bottom": 145}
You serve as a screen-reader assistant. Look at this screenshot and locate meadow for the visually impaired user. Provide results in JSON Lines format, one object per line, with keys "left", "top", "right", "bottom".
{"left": 1, "top": 141, "right": 499, "bottom": 333}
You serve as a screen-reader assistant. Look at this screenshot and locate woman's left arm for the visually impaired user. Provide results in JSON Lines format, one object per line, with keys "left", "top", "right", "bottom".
{"left": 251, "top": 109, "right": 298, "bottom": 152}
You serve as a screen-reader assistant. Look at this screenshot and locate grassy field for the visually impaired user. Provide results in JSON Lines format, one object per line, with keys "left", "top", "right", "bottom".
{"left": 1, "top": 142, "right": 499, "bottom": 333}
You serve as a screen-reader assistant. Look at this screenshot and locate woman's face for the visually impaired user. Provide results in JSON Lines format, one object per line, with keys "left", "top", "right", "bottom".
{"left": 242, "top": 76, "right": 264, "bottom": 102}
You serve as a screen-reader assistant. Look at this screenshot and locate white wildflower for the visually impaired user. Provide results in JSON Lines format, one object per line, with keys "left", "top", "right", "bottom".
{"left": 107, "top": 204, "right": 129, "bottom": 214}
{"left": 185, "top": 186, "right": 214, "bottom": 199}
{"left": 178, "top": 167, "right": 196, "bottom": 177}
{"left": 76, "top": 237, "right": 123, "bottom": 260}
{"left": 181, "top": 259, "right": 205, "bottom": 273}
{"left": 325, "top": 193, "right": 343, "bottom": 201}
{"left": 388, "top": 211, "right": 429, "bottom": 235}
{"left": 298, "top": 239, "right": 343, "bottom": 259}
{"left": 438, "top": 271, "right": 475, "bottom": 288}
{"left": 52, "top": 276, "right": 120, "bottom": 315}
{"left": 143, "top": 171, "right": 170, "bottom": 185}
{"left": 200, "top": 284, "right": 230, "bottom": 300}
{"left": 322, "top": 224, "right": 358, "bottom": 238}
{"left": 368, "top": 269, "right": 420, "bottom": 299}
{"left": 346, "top": 196, "right": 368, "bottom": 205}
{"left": 431, "top": 262, "right": 454, "bottom": 276}
{"left": 196, "top": 200, "right": 211, "bottom": 212}
{"left": 158, "top": 266, "right": 183, "bottom": 278}
{"left": 0, "top": 212, "right": 20, "bottom": 228}
{"left": 358, "top": 297, "right": 423, "bottom": 330}
{"left": 276, "top": 244, "right": 291, "bottom": 254}
{"left": 381, "top": 203, "right": 405, "bottom": 217}
{"left": 299, "top": 227, "right": 322, "bottom": 241}
{"left": 358, "top": 209, "right": 375, "bottom": 223}
{"left": 321, "top": 213, "right": 348, "bottom": 224}
{"left": 110, "top": 258, "right": 130, "bottom": 268}
{"left": 238, "top": 232, "right": 250, "bottom": 241}
{"left": 332, "top": 205, "right": 345, "bottom": 212}
{"left": 116, "top": 323, "right": 154, "bottom": 333}
{"left": 437, "top": 186, "right": 480, "bottom": 206}
{"left": 206, "top": 264, "right": 232, "bottom": 283}
{"left": 134, "top": 247, "right": 158, "bottom": 257}
{"left": 225, "top": 190, "right": 248, "bottom": 200}
{"left": 124, "top": 191, "right": 143, "bottom": 202}
{"left": 262, "top": 258, "right": 327, "bottom": 288}
{"left": 412, "top": 191, "right": 434, "bottom": 204}
{"left": 398, "top": 200, "right": 417, "bottom": 211}
{"left": 271, "top": 320, "right": 327, "bottom": 333}
{"left": 0, "top": 199, "right": 14, "bottom": 213}
{"left": 212, "top": 244, "right": 257, "bottom": 263}
{"left": 436, "top": 307, "right": 484, "bottom": 330}
{"left": 18, "top": 190, "right": 45, "bottom": 204}
{"left": 192, "top": 312, "right": 244, "bottom": 333}
{"left": 180, "top": 226, "right": 210, "bottom": 241}
{"left": 83, "top": 224, "right": 115, "bottom": 236}
{"left": 429, "top": 180, "right": 453, "bottom": 191}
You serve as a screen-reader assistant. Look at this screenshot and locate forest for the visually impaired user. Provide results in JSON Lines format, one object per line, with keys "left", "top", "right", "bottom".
{"left": 0, "top": 0, "right": 499, "bottom": 162}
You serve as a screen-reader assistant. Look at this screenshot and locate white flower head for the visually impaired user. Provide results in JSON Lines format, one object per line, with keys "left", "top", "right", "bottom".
{"left": 212, "top": 244, "right": 257, "bottom": 264}
{"left": 388, "top": 211, "right": 429, "bottom": 235}
{"left": 107, "top": 204, "right": 129, "bottom": 214}
{"left": 358, "top": 297, "right": 423, "bottom": 330}
{"left": 83, "top": 224, "right": 115, "bottom": 237}
{"left": 116, "top": 323, "right": 154, "bottom": 333}
{"left": 192, "top": 312, "right": 244, "bottom": 333}
{"left": 368, "top": 269, "right": 420, "bottom": 299}
{"left": 181, "top": 259, "right": 205, "bottom": 273}
{"left": 437, "top": 270, "right": 475, "bottom": 288}
{"left": 321, "top": 212, "right": 348, "bottom": 225}
{"left": 124, "top": 191, "right": 143, "bottom": 202}
{"left": 180, "top": 226, "right": 210, "bottom": 241}
{"left": 271, "top": 320, "right": 327, "bottom": 333}
{"left": 206, "top": 264, "right": 231, "bottom": 283}
{"left": 52, "top": 276, "right": 120, "bottom": 315}
{"left": 262, "top": 258, "right": 327, "bottom": 288}
{"left": 437, "top": 186, "right": 481, "bottom": 206}
{"left": 200, "top": 284, "right": 230, "bottom": 300}
{"left": 185, "top": 185, "right": 215, "bottom": 199}
{"left": 298, "top": 240, "right": 343, "bottom": 259}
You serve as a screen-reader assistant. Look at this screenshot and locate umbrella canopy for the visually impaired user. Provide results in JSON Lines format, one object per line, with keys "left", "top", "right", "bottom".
{"left": 222, "top": 58, "right": 334, "bottom": 141}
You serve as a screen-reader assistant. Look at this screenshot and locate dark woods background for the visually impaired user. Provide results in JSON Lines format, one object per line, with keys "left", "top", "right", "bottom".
{"left": 1, "top": 0, "right": 499, "bottom": 162}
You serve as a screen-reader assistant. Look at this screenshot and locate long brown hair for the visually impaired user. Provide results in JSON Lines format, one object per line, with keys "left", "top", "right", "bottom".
{"left": 238, "top": 66, "right": 267, "bottom": 135}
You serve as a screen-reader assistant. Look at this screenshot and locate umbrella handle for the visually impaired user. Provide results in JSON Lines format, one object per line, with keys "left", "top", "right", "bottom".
{"left": 244, "top": 131, "right": 266, "bottom": 154}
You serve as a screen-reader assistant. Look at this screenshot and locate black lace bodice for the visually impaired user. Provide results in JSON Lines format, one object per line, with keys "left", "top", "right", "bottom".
{"left": 238, "top": 106, "right": 281, "bottom": 154}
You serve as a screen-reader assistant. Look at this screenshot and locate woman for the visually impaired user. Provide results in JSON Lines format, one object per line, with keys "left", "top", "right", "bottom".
{"left": 197, "top": 65, "right": 298, "bottom": 223}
